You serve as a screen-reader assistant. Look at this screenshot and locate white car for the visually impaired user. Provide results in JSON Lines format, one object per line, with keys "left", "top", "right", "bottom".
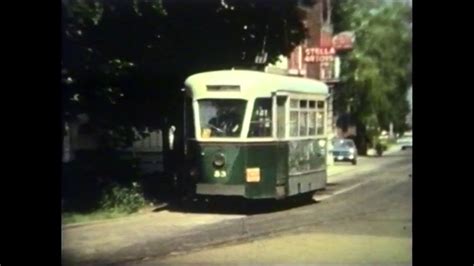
{"left": 397, "top": 136, "right": 412, "bottom": 150}
{"left": 332, "top": 138, "right": 358, "bottom": 165}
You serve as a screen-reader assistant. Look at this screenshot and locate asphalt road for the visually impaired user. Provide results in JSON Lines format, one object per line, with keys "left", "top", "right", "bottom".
{"left": 133, "top": 150, "right": 412, "bottom": 266}
{"left": 62, "top": 149, "right": 411, "bottom": 266}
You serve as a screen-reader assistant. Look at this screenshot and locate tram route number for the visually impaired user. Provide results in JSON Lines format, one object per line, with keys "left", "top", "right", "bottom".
{"left": 214, "top": 170, "right": 227, "bottom": 178}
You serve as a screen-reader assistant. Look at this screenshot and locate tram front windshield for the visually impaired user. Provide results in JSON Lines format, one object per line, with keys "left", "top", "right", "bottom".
{"left": 198, "top": 99, "right": 247, "bottom": 138}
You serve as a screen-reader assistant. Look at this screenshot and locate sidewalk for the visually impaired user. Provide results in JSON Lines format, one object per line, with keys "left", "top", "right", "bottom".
{"left": 62, "top": 210, "right": 245, "bottom": 265}
{"left": 62, "top": 146, "right": 405, "bottom": 265}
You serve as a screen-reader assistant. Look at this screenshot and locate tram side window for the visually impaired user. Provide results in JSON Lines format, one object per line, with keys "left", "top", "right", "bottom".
{"left": 309, "top": 100, "right": 317, "bottom": 135}
{"left": 299, "top": 111, "right": 308, "bottom": 136}
{"left": 308, "top": 111, "right": 316, "bottom": 135}
{"left": 317, "top": 101, "right": 325, "bottom": 135}
{"left": 248, "top": 98, "right": 272, "bottom": 137}
{"left": 299, "top": 100, "right": 308, "bottom": 136}
{"left": 290, "top": 99, "right": 298, "bottom": 108}
{"left": 290, "top": 111, "right": 299, "bottom": 137}
{"left": 289, "top": 98, "right": 321, "bottom": 137}
{"left": 289, "top": 99, "right": 299, "bottom": 137}
{"left": 317, "top": 112, "right": 324, "bottom": 135}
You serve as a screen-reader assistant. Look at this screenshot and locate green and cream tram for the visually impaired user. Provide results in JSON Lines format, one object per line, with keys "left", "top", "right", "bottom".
{"left": 181, "top": 70, "right": 329, "bottom": 200}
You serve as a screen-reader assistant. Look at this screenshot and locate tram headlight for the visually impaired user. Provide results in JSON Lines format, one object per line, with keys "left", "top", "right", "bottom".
{"left": 213, "top": 152, "right": 226, "bottom": 168}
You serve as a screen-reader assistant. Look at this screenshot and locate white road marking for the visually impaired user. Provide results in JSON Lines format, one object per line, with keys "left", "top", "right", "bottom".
{"left": 314, "top": 179, "right": 371, "bottom": 201}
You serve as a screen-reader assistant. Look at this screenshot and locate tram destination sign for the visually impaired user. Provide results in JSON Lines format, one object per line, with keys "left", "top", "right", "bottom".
{"left": 206, "top": 85, "right": 241, "bottom": 92}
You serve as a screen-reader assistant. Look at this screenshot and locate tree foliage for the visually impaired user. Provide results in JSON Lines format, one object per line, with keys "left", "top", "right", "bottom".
{"left": 332, "top": 0, "right": 411, "bottom": 137}
{"left": 62, "top": 0, "right": 309, "bottom": 148}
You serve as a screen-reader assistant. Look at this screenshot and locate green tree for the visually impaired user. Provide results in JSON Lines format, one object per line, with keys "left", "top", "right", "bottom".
{"left": 332, "top": 0, "right": 411, "bottom": 153}
{"left": 62, "top": 0, "right": 310, "bottom": 149}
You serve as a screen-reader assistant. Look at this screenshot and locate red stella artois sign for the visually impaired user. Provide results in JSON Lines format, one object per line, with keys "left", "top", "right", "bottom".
{"left": 304, "top": 47, "right": 335, "bottom": 63}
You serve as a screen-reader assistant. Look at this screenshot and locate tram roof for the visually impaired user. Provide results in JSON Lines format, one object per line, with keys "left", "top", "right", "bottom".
{"left": 184, "top": 70, "right": 329, "bottom": 99}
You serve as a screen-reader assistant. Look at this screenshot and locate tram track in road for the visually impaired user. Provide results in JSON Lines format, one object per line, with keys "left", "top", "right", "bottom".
{"left": 117, "top": 153, "right": 412, "bottom": 266}
{"left": 64, "top": 152, "right": 411, "bottom": 266}
{"left": 129, "top": 159, "right": 412, "bottom": 266}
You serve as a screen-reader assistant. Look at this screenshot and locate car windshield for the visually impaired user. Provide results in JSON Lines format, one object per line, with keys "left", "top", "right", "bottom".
{"left": 333, "top": 139, "right": 354, "bottom": 148}
{"left": 198, "top": 99, "right": 247, "bottom": 138}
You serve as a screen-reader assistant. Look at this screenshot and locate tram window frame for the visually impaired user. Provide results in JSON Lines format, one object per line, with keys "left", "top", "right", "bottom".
{"left": 248, "top": 98, "right": 273, "bottom": 138}
{"left": 288, "top": 97, "right": 324, "bottom": 138}
{"left": 308, "top": 110, "right": 316, "bottom": 135}
{"left": 316, "top": 100, "right": 325, "bottom": 135}
{"left": 299, "top": 110, "right": 308, "bottom": 136}
{"left": 289, "top": 110, "right": 299, "bottom": 137}
{"left": 198, "top": 99, "right": 247, "bottom": 138}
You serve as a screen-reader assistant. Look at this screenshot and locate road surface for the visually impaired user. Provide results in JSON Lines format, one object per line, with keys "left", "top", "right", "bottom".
{"left": 132, "top": 150, "right": 412, "bottom": 265}
{"left": 62, "top": 148, "right": 411, "bottom": 266}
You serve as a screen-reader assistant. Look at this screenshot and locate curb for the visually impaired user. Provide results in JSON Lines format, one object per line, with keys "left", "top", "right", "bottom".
{"left": 62, "top": 204, "right": 168, "bottom": 230}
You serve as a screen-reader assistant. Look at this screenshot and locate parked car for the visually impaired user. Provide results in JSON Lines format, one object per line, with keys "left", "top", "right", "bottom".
{"left": 332, "top": 138, "right": 358, "bottom": 165}
{"left": 397, "top": 136, "right": 412, "bottom": 150}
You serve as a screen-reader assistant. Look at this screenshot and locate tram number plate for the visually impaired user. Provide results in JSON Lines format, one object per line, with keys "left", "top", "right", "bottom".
{"left": 214, "top": 170, "right": 227, "bottom": 178}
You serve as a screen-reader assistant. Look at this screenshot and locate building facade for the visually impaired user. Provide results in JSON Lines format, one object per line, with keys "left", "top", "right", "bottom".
{"left": 265, "top": 0, "right": 338, "bottom": 165}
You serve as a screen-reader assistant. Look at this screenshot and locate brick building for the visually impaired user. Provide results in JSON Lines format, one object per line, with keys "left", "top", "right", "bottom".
{"left": 266, "top": 0, "right": 338, "bottom": 164}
